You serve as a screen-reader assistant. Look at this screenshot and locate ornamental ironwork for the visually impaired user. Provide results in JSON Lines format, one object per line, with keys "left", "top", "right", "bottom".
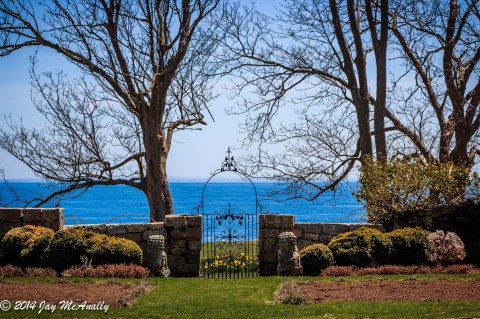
{"left": 221, "top": 147, "right": 237, "bottom": 172}
{"left": 193, "top": 147, "right": 263, "bottom": 278}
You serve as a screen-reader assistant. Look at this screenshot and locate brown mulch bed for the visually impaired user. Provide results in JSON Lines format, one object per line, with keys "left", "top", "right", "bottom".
{"left": 0, "top": 281, "right": 153, "bottom": 307}
{"left": 299, "top": 278, "right": 480, "bottom": 303}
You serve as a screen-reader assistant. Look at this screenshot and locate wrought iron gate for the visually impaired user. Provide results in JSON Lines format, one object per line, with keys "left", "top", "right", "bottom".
{"left": 194, "top": 148, "right": 262, "bottom": 278}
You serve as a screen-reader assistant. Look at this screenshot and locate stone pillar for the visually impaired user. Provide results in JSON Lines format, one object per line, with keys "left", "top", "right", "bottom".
{"left": 147, "top": 235, "right": 170, "bottom": 277}
{"left": 277, "top": 232, "right": 303, "bottom": 276}
{"left": 165, "top": 215, "right": 202, "bottom": 277}
{"left": 258, "top": 214, "right": 295, "bottom": 276}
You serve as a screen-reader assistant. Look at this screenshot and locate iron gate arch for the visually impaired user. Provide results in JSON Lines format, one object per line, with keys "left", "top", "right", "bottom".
{"left": 194, "top": 148, "right": 263, "bottom": 278}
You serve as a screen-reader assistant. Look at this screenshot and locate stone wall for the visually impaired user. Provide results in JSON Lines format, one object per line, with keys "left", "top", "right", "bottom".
{"left": 0, "top": 208, "right": 201, "bottom": 277}
{"left": 69, "top": 215, "right": 202, "bottom": 277}
{"left": 0, "top": 208, "right": 63, "bottom": 242}
{"left": 258, "top": 214, "right": 383, "bottom": 276}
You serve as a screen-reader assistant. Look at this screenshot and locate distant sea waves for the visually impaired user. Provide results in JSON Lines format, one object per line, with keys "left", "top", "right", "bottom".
{"left": 1, "top": 180, "right": 366, "bottom": 225}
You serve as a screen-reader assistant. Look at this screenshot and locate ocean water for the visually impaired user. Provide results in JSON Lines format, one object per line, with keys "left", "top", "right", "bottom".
{"left": 0, "top": 180, "right": 366, "bottom": 225}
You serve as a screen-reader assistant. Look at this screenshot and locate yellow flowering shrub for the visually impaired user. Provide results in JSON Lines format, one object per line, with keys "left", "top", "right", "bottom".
{"left": 201, "top": 253, "right": 258, "bottom": 275}
{"left": 356, "top": 156, "right": 479, "bottom": 228}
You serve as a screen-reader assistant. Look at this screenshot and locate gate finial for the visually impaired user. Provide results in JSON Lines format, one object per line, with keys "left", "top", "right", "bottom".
{"left": 221, "top": 147, "right": 237, "bottom": 172}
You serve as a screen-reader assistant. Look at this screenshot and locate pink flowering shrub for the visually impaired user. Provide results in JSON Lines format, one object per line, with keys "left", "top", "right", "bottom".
{"left": 426, "top": 230, "right": 466, "bottom": 265}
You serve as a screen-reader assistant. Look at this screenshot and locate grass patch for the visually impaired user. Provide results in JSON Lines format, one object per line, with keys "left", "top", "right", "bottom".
{"left": 1, "top": 274, "right": 479, "bottom": 319}
{"left": 273, "top": 280, "right": 310, "bottom": 305}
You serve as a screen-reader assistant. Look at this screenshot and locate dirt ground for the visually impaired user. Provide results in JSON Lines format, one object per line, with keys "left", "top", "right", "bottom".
{"left": 0, "top": 281, "right": 153, "bottom": 307}
{"left": 299, "top": 278, "right": 480, "bottom": 303}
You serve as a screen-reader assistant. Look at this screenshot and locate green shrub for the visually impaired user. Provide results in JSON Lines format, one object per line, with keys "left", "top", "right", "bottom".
{"left": 49, "top": 228, "right": 142, "bottom": 273}
{"left": 386, "top": 227, "right": 430, "bottom": 265}
{"left": 327, "top": 227, "right": 392, "bottom": 267}
{"left": 48, "top": 228, "right": 89, "bottom": 274}
{"left": 1, "top": 225, "right": 54, "bottom": 267}
{"left": 299, "top": 244, "right": 334, "bottom": 276}
{"left": 88, "top": 234, "right": 142, "bottom": 266}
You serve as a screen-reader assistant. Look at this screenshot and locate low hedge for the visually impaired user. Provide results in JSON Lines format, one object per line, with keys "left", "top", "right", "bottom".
{"left": 327, "top": 227, "right": 392, "bottom": 267}
{"left": 299, "top": 244, "right": 334, "bottom": 276}
{"left": 1, "top": 225, "right": 54, "bottom": 267}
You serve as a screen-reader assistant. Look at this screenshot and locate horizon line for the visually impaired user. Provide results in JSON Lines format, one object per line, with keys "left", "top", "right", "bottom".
{"left": 3, "top": 177, "right": 359, "bottom": 183}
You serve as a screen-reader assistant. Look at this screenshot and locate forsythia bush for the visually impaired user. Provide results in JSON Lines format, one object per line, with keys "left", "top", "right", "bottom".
{"left": 356, "top": 156, "right": 478, "bottom": 228}
{"left": 426, "top": 230, "right": 466, "bottom": 265}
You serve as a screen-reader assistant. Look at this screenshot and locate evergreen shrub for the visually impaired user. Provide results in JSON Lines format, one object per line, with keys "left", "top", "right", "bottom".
{"left": 327, "top": 227, "right": 392, "bottom": 267}
{"left": 49, "top": 228, "right": 142, "bottom": 273}
{"left": 299, "top": 243, "right": 334, "bottom": 276}
{"left": 386, "top": 227, "right": 430, "bottom": 265}
{"left": 48, "top": 228, "right": 89, "bottom": 274}
{"left": 88, "top": 233, "right": 143, "bottom": 266}
{"left": 2, "top": 226, "right": 144, "bottom": 274}
{"left": 1, "top": 225, "right": 54, "bottom": 267}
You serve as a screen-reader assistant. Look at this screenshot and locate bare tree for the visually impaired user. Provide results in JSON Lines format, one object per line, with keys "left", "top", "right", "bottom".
{"left": 219, "top": 0, "right": 479, "bottom": 202}
{"left": 217, "top": 0, "right": 389, "bottom": 199}
{"left": 0, "top": 0, "right": 220, "bottom": 221}
{"left": 389, "top": 0, "right": 480, "bottom": 166}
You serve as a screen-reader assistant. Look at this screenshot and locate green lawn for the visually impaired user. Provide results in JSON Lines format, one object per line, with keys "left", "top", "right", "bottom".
{"left": 1, "top": 274, "right": 479, "bottom": 319}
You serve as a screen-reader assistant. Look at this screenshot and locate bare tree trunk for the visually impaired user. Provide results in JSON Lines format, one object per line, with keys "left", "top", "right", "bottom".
{"left": 355, "top": 100, "right": 374, "bottom": 159}
{"left": 450, "top": 123, "right": 471, "bottom": 165}
{"left": 366, "top": 0, "right": 389, "bottom": 162}
{"left": 330, "top": 0, "right": 373, "bottom": 160}
{"left": 141, "top": 114, "right": 174, "bottom": 222}
{"left": 374, "top": 52, "right": 387, "bottom": 161}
